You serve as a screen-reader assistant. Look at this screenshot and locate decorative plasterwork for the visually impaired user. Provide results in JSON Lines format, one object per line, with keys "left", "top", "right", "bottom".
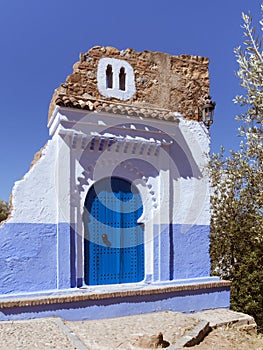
{"left": 58, "top": 129, "right": 172, "bottom": 157}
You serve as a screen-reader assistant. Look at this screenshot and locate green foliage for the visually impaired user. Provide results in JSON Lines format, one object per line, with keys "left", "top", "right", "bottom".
{"left": 210, "top": 4, "right": 263, "bottom": 333}
{"left": 0, "top": 200, "right": 9, "bottom": 223}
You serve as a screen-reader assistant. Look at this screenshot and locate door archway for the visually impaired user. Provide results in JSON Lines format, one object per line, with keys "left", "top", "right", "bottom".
{"left": 84, "top": 177, "right": 144, "bottom": 285}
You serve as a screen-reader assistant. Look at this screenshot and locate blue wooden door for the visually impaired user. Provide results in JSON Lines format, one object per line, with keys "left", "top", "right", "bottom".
{"left": 84, "top": 177, "right": 144, "bottom": 285}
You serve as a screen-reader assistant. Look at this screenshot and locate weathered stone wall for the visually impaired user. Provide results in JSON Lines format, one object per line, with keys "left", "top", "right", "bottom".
{"left": 48, "top": 46, "right": 210, "bottom": 122}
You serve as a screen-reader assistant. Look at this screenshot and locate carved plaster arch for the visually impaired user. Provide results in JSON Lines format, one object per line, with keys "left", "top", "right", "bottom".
{"left": 77, "top": 157, "right": 160, "bottom": 226}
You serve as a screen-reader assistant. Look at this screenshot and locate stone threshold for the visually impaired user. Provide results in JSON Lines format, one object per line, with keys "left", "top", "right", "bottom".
{"left": 0, "top": 280, "right": 230, "bottom": 309}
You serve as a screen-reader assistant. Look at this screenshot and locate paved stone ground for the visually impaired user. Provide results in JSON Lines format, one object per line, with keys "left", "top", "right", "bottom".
{"left": 0, "top": 318, "right": 75, "bottom": 350}
{"left": 66, "top": 311, "right": 198, "bottom": 349}
{"left": 0, "top": 309, "right": 262, "bottom": 349}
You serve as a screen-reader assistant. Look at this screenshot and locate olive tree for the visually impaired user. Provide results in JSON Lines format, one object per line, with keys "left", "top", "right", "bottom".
{"left": 210, "top": 5, "right": 263, "bottom": 332}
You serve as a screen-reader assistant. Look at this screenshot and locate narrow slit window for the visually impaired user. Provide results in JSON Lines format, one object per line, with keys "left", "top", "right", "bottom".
{"left": 119, "top": 67, "right": 126, "bottom": 91}
{"left": 106, "top": 65, "right": 113, "bottom": 89}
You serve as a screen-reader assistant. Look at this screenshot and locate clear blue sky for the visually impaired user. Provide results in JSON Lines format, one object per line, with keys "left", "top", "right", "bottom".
{"left": 0, "top": 0, "right": 262, "bottom": 202}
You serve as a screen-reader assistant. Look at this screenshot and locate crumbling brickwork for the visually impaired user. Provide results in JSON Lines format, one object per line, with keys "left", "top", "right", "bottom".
{"left": 48, "top": 46, "right": 210, "bottom": 123}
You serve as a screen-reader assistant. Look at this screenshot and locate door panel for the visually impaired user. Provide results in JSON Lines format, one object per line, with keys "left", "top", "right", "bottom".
{"left": 84, "top": 177, "right": 144, "bottom": 285}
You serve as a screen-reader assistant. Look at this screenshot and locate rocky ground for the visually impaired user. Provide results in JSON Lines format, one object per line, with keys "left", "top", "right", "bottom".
{"left": 0, "top": 310, "right": 262, "bottom": 349}
{"left": 193, "top": 326, "right": 263, "bottom": 350}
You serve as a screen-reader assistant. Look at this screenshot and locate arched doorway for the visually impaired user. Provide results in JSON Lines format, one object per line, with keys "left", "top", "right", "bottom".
{"left": 84, "top": 177, "right": 144, "bottom": 285}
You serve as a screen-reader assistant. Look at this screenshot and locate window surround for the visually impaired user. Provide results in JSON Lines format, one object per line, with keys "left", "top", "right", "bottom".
{"left": 97, "top": 58, "right": 136, "bottom": 100}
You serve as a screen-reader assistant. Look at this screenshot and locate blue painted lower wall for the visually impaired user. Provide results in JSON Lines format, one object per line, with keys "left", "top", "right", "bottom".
{"left": 0, "top": 222, "right": 79, "bottom": 295}
{"left": 0, "top": 221, "right": 230, "bottom": 321}
{"left": 154, "top": 224, "right": 210, "bottom": 281}
{"left": 173, "top": 224, "right": 210, "bottom": 279}
{"left": 0, "top": 222, "right": 213, "bottom": 295}
{"left": 0, "top": 223, "right": 58, "bottom": 294}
